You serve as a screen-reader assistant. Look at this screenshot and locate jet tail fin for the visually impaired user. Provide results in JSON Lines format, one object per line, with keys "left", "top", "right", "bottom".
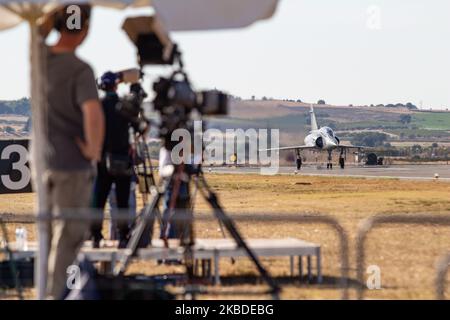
{"left": 310, "top": 104, "right": 319, "bottom": 131}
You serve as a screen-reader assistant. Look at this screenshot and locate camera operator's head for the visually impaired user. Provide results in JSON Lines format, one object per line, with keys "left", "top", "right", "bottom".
{"left": 99, "top": 71, "right": 119, "bottom": 93}
{"left": 52, "top": 4, "right": 92, "bottom": 51}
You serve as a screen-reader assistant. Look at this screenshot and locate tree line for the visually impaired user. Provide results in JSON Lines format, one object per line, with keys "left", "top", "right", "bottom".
{"left": 0, "top": 98, "right": 30, "bottom": 115}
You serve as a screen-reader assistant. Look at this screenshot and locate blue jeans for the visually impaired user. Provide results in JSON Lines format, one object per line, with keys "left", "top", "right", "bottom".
{"left": 160, "top": 180, "right": 190, "bottom": 239}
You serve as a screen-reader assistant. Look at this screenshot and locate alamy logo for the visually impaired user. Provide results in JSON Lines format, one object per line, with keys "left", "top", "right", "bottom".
{"left": 169, "top": 121, "right": 280, "bottom": 175}
{"left": 65, "top": 5, "right": 82, "bottom": 31}
{"left": 366, "top": 5, "right": 382, "bottom": 30}
{"left": 66, "top": 264, "right": 81, "bottom": 290}
{"left": 366, "top": 265, "right": 382, "bottom": 290}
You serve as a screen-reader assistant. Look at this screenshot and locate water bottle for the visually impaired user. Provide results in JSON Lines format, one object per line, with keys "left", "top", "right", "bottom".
{"left": 15, "top": 227, "right": 28, "bottom": 251}
{"left": 15, "top": 228, "right": 23, "bottom": 250}
{"left": 22, "top": 227, "right": 28, "bottom": 250}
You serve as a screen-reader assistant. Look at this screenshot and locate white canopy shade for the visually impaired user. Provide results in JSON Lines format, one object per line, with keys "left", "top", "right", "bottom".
{"left": 0, "top": 0, "right": 279, "bottom": 31}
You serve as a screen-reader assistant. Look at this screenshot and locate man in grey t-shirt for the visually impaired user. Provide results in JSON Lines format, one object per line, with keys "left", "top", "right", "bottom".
{"left": 43, "top": 5, "right": 105, "bottom": 299}
{"left": 46, "top": 52, "right": 100, "bottom": 170}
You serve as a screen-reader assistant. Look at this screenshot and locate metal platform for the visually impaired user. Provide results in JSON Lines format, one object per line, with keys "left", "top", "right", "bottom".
{"left": 7, "top": 238, "right": 321, "bottom": 284}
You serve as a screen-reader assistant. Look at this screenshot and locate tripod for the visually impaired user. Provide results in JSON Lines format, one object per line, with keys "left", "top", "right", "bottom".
{"left": 113, "top": 160, "right": 280, "bottom": 298}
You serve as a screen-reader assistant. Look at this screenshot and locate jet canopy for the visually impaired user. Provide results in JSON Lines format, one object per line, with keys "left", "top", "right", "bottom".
{"left": 323, "top": 127, "right": 334, "bottom": 137}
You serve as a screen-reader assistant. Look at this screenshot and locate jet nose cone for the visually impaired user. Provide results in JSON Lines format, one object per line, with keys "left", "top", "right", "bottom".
{"left": 327, "top": 139, "right": 337, "bottom": 147}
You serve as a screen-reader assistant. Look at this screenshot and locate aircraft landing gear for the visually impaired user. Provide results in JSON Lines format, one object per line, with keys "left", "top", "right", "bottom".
{"left": 327, "top": 150, "right": 333, "bottom": 170}
{"left": 339, "top": 148, "right": 345, "bottom": 169}
{"left": 295, "top": 149, "right": 302, "bottom": 171}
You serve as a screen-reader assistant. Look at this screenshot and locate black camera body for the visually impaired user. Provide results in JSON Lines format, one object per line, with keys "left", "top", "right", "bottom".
{"left": 153, "top": 74, "right": 228, "bottom": 116}
{"left": 116, "top": 83, "right": 149, "bottom": 135}
{"left": 152, "top": 71, "right": 228, "bottom": 150}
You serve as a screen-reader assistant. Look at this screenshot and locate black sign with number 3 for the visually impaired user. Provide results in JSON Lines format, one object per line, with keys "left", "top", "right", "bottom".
{"left": 0, "top": 140, "right": 32, "bottom": 194}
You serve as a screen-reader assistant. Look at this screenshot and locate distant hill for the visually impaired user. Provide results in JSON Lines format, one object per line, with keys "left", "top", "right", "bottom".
{"left": 228, "top": 99, "right": 415, "bottom": 119}
{"left": 208, "top": 99, "right": 450, "bottom": 145}
{"left": 2, "top": 97, "right": 449, "bottom": 144}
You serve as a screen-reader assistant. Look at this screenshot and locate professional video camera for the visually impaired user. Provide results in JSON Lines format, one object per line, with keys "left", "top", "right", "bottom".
{"left": 116, "top": 82, "right": 149, "bottom": 135}
{"left": 153, "top": 70, "right": 228, "bottom": 149}
{"left": 97, "top": 68, "right": 149, "bottom": 135}
{"left": 153, "top": 72, "right": 228, "bottom": 117}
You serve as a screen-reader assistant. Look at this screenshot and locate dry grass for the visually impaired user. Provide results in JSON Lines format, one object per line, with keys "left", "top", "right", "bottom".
{"left": 2, "top": 174, "right": 450, "bottom": 299}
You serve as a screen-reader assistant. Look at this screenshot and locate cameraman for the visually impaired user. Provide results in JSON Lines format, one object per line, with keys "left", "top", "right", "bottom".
{"left": 91, "top": 72, "right": 133, "bottom": 248}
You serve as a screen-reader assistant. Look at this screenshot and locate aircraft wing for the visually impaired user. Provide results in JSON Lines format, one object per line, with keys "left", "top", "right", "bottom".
{"left": 259, "top": 145, "right": 317, "bottom": 152}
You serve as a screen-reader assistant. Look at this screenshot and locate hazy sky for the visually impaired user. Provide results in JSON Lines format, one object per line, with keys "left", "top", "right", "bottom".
{"left": 1, "top": 0, "right": 450, "bottom": 109}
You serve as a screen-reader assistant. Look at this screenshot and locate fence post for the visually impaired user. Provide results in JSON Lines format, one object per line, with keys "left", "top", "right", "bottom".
{"left": 435, "top": 253, "right": 450, "bottom": 300}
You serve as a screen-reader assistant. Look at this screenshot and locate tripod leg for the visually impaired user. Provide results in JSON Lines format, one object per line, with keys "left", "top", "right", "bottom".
{"left": 114, "top": 185, "right": 164, "bottom": 276}
{"left": 213, "top": 219, "right": 236, "bottom": 265}
{"left": 192, "top": 170, "right": 235, "bottom": 264}
{"left": 197, "top": 173, "right": 280, "bottom": 298}
{"left": 179, "top": 206, "right": 195, "bottom": 281}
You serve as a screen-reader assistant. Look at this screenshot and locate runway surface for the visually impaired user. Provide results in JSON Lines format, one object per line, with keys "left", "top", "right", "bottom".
{"left": 208, "top": 164, "right": 450, "bottom": 181}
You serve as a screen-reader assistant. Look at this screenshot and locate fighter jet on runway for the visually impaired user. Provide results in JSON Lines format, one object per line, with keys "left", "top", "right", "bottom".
{"left": 260, "top": 105, "right": 367, "bottom": 170}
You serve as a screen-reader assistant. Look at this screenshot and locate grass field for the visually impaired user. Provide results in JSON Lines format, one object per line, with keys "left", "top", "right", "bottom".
{"left": 1, "top": 174, "right": 450, "bottom": 299}
{"left": 412, "top": 112, "right": 450, "bottom": 131}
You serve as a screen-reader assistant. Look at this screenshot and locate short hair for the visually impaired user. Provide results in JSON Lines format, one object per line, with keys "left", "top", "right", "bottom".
{"left": 53, "top": 4, "right": 91, "bottom": 33}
